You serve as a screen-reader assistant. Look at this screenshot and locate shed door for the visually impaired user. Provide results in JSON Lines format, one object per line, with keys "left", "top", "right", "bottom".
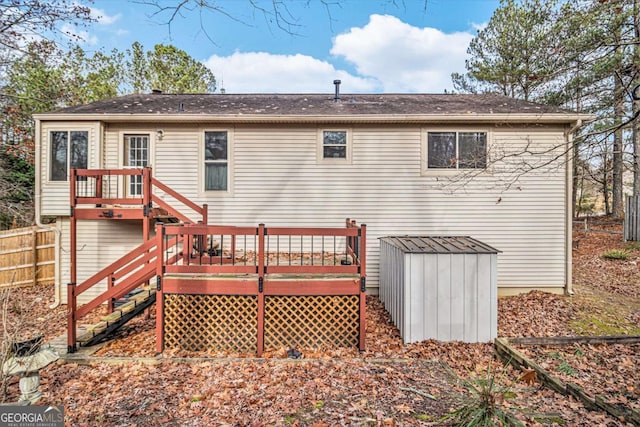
{"left": 124, "top": 134, "right": 149, "bottom": 196}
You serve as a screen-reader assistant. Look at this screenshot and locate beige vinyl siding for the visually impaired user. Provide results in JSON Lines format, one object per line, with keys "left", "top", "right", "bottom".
{"left": 59, "top": 218, "right": 143, "bottom": 304}
{"left": 80, "top": 122, "right": 568, "bottom": 295}
{"left": 39, "top": 122, "right": 101, "bottom": 216}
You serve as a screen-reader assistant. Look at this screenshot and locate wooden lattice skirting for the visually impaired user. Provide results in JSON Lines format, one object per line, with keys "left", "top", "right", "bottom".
{"left": 164, "top": 295, "right": 258, "bottom": 353}
{"left": 264, "top": 295, "right": 360, "bottom": 350}
{"left": 162, "top": 294, "right": 360, "bottom": 354}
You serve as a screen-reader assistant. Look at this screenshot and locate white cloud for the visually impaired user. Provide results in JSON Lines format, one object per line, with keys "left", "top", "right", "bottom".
{"left": 330, "top": 14, "right": 473, "bottom": 93}
{"left": 471, "top": 21, "right": 488, "bottom": 32}
{"left": 90, "top": 7, "right": 121, "bottom": 25}
{"left": 202, "top": 14, "right": 475, "bottom": 94}
{"left": 204, "top": 52, "right": 378, "bottom": 94}
{"left": 61, "top": 23, "right": 98, "bottom": 45}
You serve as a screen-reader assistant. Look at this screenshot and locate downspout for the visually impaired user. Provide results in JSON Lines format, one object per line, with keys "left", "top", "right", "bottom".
{"left": 564, "top": 119, "right": 582, "bottom": 296}
{"left": 34, "top": 119, "right": 63, "bottom": 308}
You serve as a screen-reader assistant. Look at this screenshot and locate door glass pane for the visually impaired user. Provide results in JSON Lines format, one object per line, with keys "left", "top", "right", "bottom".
{"left": 427, "top": 132, "right": 456, "bottom": 168}
{"left": 459, "top": 132, "right": 487, "bottom": 169}
{"left": 50, "top": 131, "right": 68, "bottom": 181}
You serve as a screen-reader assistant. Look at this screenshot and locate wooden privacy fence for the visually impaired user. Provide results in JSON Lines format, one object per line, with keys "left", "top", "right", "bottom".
{"left": 0, "top": 226, "right": 55, "bottom": 288}
{"left": 625, "top": 195, "right": 640, "bottom": 241}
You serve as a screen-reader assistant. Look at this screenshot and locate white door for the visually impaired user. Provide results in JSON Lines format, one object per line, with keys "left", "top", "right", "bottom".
{"left": 124, "top": 134, "right": 149, "bottom": 197}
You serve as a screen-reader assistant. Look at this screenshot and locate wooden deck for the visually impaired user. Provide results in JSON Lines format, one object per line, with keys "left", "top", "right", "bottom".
{"left": 67, "top": 168, "right": 366, "bottom": 356}
{"left": 156, "top": 221, "right": 366, "bottom": 356}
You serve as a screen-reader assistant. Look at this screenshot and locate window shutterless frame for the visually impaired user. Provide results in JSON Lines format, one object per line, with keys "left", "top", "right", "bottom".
{"left": 421, "top": 128, "right": 490, "bottom": 176}
{"left": 202, "top": 129, "right": 232, "bottom": 193}
{"left": 49, "top": 130, "right": 89, "bottom": 181}
{"left": 317, "top": 128, "right": 352, "bottom": 164}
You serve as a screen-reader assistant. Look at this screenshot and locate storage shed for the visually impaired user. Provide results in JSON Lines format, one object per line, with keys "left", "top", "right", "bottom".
{"left": 379, "top": 236, "right": 499, "bottom": 344}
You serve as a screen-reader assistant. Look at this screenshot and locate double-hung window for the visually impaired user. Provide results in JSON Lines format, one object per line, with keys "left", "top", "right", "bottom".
{"left": 322, "top": 130, "right": 347, "bottom": 159}
{"left": 204, "top": 131, "right": 228, "bottom": 191}
{"left": 50, "top": 130, "right": 88, "bottom": 181}
{"left": 426, "top": 131, "right": 487, "bottom": 170}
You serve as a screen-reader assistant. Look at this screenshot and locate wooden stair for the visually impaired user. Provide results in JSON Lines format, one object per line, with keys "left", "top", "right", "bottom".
{"left": 152, "top": 207, "right": 182, "bottom": 224}
{"left": 77, "top": 288, "right": 156, "bottom": 347}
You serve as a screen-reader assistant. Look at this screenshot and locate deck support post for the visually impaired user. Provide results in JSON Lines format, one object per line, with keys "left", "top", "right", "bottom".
{"left": 202, "top": 204, "right": 208, "bottom": 225}
{"left": 155, "top": 223, "right": 165, "bottom": 354}
{"left": 68, "top": 169, "right": 78, "bottom": 353}
{"left": 67, "top": 282, "right": 76, "bottom": 354}
{"left": 142, "top": 168, "right": 152, "bottom": 241}
{"left": 257, "top": 224, "right": 266, "bottom": 356}
{"left": 359, "top": 224, "right": 367, "bottom": 352}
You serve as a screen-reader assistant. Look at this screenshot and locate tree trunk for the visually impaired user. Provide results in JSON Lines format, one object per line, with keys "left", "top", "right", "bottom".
{"left": 611, "top": 26, "right": 625, "bottom": 218}
{"left": 572, "top": 142, "right": 579, "bottom": 218}
{"left": 633, "top": 0, "right": 640, "bottom": 195}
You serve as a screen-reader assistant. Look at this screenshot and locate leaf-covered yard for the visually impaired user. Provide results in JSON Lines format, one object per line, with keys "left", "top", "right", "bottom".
{"left": 2, "top": 220, "right": 640, "bottom": 425}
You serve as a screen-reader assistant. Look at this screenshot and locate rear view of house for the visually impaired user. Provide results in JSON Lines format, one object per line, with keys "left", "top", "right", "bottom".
{"left": 34, "top": 88, "right": 587, "bottom": 352}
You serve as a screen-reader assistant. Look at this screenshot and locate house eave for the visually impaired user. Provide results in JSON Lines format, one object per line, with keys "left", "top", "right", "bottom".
{"left": 33, "top": 112, "right": 594, "bottom": 125}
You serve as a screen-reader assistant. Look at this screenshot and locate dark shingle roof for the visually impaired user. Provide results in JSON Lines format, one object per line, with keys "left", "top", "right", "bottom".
{"left": 45, "top": 93, "right": 575, "bottom": 117}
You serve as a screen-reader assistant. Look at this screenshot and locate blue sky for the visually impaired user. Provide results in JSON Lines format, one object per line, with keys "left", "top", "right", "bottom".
{"left": 74, "top": 0, "right": 500, "bottom": 94}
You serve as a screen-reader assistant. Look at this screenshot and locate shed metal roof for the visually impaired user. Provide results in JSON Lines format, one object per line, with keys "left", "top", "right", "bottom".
{"left": 379, "top": 236, "right": 500, "bottom": 254}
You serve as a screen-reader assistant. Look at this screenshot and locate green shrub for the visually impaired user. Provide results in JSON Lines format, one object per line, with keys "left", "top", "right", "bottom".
{"left": 602, "top": 249, "right": 629, "bottom": 260}
{"left": 625, "top": 241, "right": 640, "bottom": 251}
{"left": 443, "top": 362, "right": 524, "bottom": 426}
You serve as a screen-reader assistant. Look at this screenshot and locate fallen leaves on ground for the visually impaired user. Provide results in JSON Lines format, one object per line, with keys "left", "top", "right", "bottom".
{"left": 519, "top": 342, "right": 640, "bottom": 411}
{"left": 40, "top": 358, "right": 458, "bottom": 426}
{"left": 3, "top": 217, "right": 640, "bottom": 425}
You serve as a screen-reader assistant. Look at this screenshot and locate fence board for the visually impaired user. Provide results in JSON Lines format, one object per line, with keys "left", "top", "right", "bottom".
{"left": 624, "top": 195, "right": 640, "bottom": 241}
{"left": 0, "top": 226, "right": 55, "bottom": 288}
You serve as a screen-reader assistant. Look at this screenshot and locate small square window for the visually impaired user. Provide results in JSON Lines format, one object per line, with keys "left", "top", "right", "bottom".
{"left": 323, "top": 131, "right": 347, "bottom": 159}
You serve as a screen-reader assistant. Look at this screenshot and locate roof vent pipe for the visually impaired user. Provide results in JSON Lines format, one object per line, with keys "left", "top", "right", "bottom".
{"left": 333, "top": 79, "right": 341, "bottom": 102}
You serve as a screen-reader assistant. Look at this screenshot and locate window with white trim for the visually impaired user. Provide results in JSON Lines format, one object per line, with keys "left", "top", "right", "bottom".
{"left": 322, "top": 130, "right": 347, "bottom": 159}
{"left": 49, "top": 130, "right": 88, "bottom": 181}
{"left": 204, "top": 131, "right": 228, "bottom": 191}
{"left": 426, "top": 131, "right": 487, "bottom": 169}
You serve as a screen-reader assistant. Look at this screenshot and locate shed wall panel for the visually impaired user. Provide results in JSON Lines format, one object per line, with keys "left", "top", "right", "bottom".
{"left": 436, "top": 254, "right": 452, "bottom": 341}
{"left": 463, "top": 254, "right": 479, "bottom": 342}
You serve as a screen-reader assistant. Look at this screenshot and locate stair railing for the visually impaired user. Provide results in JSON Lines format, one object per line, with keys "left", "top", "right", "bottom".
{"left": 150, "top": 176, "right": 208, "bottom": 225}
{"left": 68, "top": 167, "right": 207, "bottom": 353}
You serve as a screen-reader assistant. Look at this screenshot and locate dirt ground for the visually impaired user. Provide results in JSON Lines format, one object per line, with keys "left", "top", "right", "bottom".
{"left": 1, "top": 219, "right": 639, "bottom": 425}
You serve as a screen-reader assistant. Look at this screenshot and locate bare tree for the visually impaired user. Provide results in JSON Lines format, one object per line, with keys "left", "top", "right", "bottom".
{"left": 135, "top": 0, "right": 428, "bottom": 42}
{"left": 0, "top": 0, "right": 93, "bottom": 63}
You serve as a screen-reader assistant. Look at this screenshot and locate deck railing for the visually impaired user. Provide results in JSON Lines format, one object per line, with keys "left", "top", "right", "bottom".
{"left": 155, "top": 220, "right": 366, "bottom": 355}
{"left": 70, "top": 168, "right": 207, "bottom": 224}
{"left": 159, "top": 221, "right": 365, "bottom": 276}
